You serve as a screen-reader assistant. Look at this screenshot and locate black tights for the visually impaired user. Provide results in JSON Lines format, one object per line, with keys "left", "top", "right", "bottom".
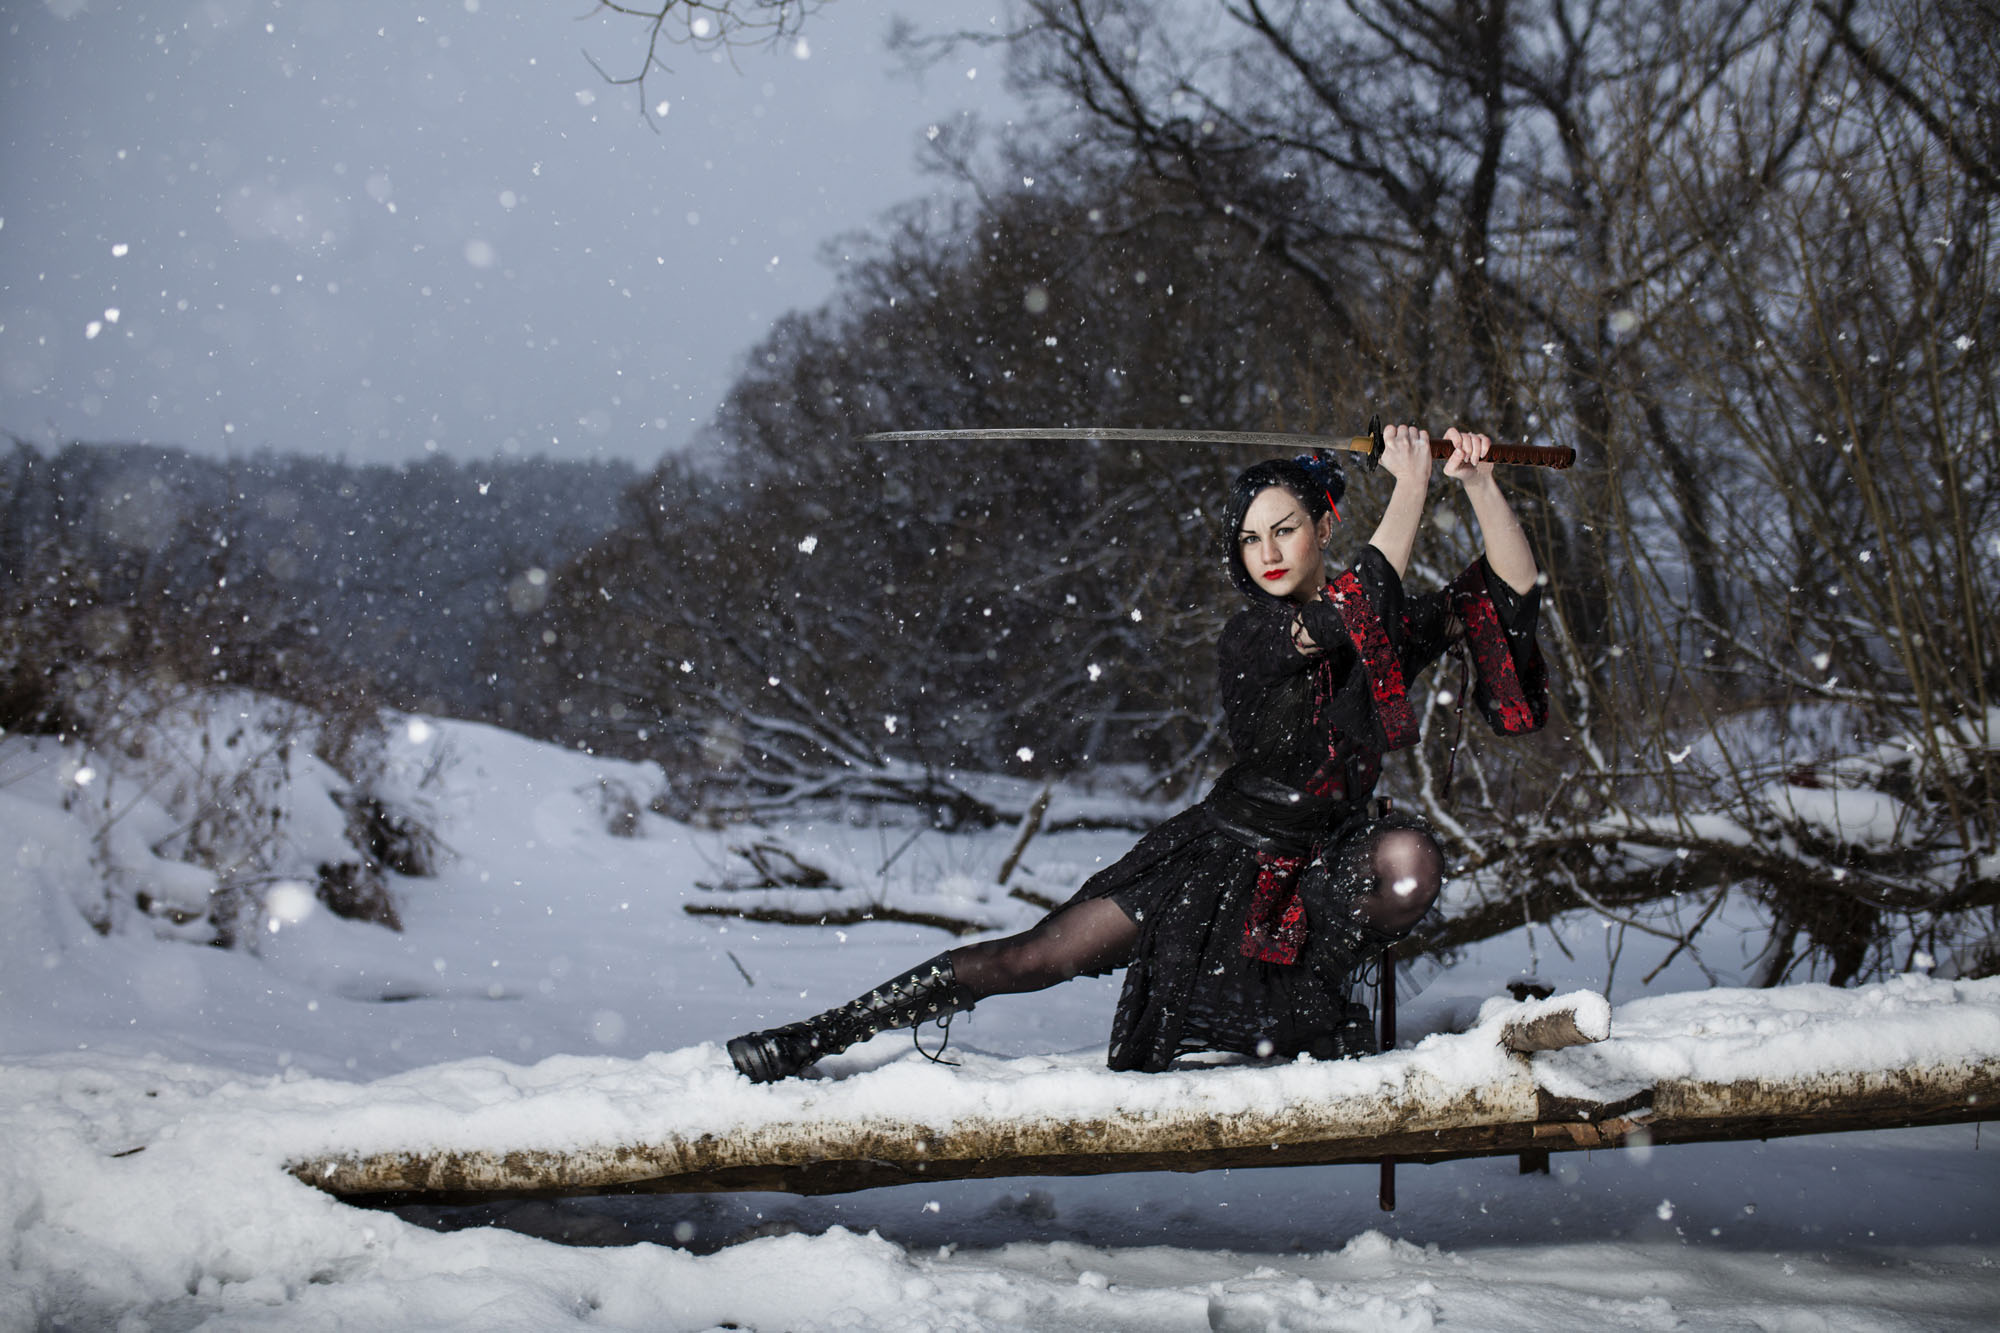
{"left": 948, "top": 827, "right": 1444, "bottom": 1001}
{"left": 950, "top": 898, "right": 1139, "bottom": 998}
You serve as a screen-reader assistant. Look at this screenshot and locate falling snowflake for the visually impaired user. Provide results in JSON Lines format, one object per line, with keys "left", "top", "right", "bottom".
{"left": 797, "top": 535, "right": 818, "bottom": 554}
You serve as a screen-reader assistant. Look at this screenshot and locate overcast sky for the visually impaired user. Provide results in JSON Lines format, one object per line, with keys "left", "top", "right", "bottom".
{"left": 1, "top": 0, "right": 1020, "bottom": 466}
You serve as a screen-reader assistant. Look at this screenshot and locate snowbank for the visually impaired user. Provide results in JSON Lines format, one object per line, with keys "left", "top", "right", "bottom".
{"left": 5, "top": 709, "right": 1998, "bottom": 1330}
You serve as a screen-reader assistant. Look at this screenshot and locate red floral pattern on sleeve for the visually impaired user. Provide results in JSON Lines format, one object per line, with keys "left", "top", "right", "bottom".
{"left": 1328, "top": 571, "right": 1419, "bottom": 751}
{"left": 1447, "top": 563, "right": 1547, "bottom": 735}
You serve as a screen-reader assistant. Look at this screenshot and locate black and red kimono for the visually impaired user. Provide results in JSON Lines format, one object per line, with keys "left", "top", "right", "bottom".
{"left": 1063, "top": 546, "right": 1547, "bottom": 1072}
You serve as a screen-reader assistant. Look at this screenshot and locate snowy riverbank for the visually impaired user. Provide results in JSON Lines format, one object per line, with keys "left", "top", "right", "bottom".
{"left": 5, "top": 715, "right": 1996, "bottom": 1330}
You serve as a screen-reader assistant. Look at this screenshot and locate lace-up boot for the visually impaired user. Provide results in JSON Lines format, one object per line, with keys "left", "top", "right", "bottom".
{"left": 727, "top": 952, "right": 975, "bottom": 1083}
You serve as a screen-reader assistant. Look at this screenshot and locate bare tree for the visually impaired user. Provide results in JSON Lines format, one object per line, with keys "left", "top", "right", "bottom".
{"left": 585, "top": 0, "right": 825, "bottom": 120}
{"left": 573, "top": 0, "right": 2000, "bottom": 979}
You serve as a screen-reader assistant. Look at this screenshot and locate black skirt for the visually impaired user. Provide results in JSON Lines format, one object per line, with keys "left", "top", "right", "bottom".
{"left": 1063, "top": 799, "right": 1431, "bottom": 1072}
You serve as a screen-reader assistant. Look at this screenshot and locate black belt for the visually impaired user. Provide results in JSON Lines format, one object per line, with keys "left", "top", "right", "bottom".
{"left": 1203, "top": 772, "right": 1339, "bottom": 858}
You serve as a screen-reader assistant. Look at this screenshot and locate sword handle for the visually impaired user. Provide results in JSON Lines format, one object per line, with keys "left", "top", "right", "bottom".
{"left": 1357, "top": 418, "right": 1574, "bottom": 470}
{"left": 1449, "top": 439, "right": 1575, "bottom": 470}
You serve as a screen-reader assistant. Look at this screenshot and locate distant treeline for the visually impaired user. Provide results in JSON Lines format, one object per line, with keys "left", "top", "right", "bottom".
{"left": 0, "top": 439, "right": 634, "bottom": 728}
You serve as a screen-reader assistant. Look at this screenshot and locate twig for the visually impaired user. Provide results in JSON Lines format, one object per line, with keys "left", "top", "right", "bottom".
{"left": 1641, "top": 888, "right": 1729, "bottom": 984}
{"left": 876, "top": 825, "right": 927, "bottom": 876}
{"left": 996, "top": 783, "right": 1054, "bottom": 886}
{"left": 1008, "top": 884, "right": 1062, "bottom": 912}
{"left": 685, "top": 902, "right": 995, "bottom": 937}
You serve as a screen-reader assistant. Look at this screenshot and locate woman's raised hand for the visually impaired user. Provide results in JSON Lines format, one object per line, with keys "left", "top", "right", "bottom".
{"left": 1366, "top": 424, "right": 1435, "bottom": 578}
{"left": 1441, "top": 428, "right": 1497, "bottom": 487}
{"left": 1379, "top": 423, "right": 1435, "bottom": 487}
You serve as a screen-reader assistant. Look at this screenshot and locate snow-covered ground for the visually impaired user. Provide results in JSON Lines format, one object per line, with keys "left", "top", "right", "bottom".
{"left": 4, "top": 714, "right": 1996, "bottom": 1330}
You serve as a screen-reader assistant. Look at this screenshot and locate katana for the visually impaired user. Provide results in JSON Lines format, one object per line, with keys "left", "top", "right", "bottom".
{"left": 859, "top": 417, "right": 1575, "bottom": 470}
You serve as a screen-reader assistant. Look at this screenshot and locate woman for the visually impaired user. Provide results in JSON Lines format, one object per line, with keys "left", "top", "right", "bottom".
{"left": 728, "top": 425, "right": 1546, "bottom": 1081}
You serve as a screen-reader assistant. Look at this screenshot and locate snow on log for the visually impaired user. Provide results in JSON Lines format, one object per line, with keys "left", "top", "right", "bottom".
{"left": 297, "top": 1049, "right": 1546, "bottom": 1199}
{"left": 1498, "top": 990, "right": 1611, "bottom": 1052}
{"left": 288, "top": 978, "right": 2000, "bottom": 1202}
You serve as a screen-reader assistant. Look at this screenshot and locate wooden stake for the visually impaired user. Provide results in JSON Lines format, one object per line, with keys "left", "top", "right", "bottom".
{"left": 1379, "top": 944, "right": 1397, "bottom": 1212}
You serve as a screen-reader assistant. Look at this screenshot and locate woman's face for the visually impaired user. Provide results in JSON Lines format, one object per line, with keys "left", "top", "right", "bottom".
{"left": 1238, "top": 485, "right": 1329, "bottom": 602}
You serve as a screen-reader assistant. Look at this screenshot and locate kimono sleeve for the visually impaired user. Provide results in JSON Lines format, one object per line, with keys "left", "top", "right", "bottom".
{"left": 1320, "top": 546, "right": 1421, "bottom": 752}
{"left": 1446, "top": 558, "right": 1549, "bottom": 736}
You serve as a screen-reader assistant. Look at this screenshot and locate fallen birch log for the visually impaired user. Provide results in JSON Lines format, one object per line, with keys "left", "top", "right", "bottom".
{"left": 287, "top": 986, "right": 1999, "bottom": 1205}
{"left": 294, "top": 1058, "right": 1997, "bottom": 1204}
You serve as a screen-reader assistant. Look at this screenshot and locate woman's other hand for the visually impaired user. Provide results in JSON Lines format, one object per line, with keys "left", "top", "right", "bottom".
{"left": 1366, "top": 424, "right": 1435, "bottom": 578}
{"left": 1380, "top": 423, "right": 1435, "bottom": 488}
{"left": 1440, "top": 427, "right": 1540, "bottom": 595}
{"left": 1441, "top": 428, "right": 1497, "bottom": 489}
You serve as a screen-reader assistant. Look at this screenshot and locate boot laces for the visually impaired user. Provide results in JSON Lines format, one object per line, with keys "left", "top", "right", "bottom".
{"left": 912, "top": 1009, "right": 961, "bottom": 1067}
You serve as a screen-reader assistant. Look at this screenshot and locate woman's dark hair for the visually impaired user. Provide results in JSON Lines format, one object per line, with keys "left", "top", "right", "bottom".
{"left": 1221, "top": 450, "right": 1347, "bottom": 599}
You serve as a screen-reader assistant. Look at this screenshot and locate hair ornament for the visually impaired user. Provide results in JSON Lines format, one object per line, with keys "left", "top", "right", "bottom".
{"left": 1292, "top": 448, "right": 1345, "bottom": 522}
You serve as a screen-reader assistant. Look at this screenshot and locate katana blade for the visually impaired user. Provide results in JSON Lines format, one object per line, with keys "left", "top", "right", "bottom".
{"left": 860, "top": 425, "right": 1372, "bottom": 450}
{"left": 857, "top": 424, "right": 1574, "bottom": 470}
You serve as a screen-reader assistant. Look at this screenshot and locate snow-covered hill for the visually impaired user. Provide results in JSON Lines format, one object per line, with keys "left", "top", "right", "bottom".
{"left": 3, "top": 712, "right": 1996, "bottom": 1330}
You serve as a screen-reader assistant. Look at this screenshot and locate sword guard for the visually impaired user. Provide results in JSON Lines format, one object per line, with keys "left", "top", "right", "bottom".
{"left": 1364, "top": 414, "right": 1385, "bottom": 472}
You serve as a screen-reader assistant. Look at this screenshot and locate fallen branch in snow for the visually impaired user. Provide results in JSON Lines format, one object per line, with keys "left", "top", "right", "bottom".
{"left": 1007, "top": 884, "right": 1063, "bottom": 912}
{"left": 290, "top": 985, "right": 2000, "bottom": 1205}
{"left": 692, "top": 840, "right": 837, "bottom": 893}
{"left": 297, "top": 1056, "right": 1996, "bottom": 1204}
{"left": 682, "top": 902, "right": 996, "bottom": 936}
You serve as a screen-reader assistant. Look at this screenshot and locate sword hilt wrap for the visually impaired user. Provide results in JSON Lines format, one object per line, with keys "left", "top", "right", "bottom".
{"left": 1361, "top": 415, "right": 1575, "bottom": 471}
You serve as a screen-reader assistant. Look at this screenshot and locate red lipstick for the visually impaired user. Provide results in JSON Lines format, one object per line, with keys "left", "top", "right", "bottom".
{"left": 1262, "top": 568, "right": 1287, "bottom": 581}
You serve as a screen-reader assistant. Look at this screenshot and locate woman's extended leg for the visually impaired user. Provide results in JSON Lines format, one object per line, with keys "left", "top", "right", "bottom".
{"left": 949, "top": 898, "right": 1139, "bottom": 997}
{"left": 728, "top": 899, "right": 1138, "bottom": 1083}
